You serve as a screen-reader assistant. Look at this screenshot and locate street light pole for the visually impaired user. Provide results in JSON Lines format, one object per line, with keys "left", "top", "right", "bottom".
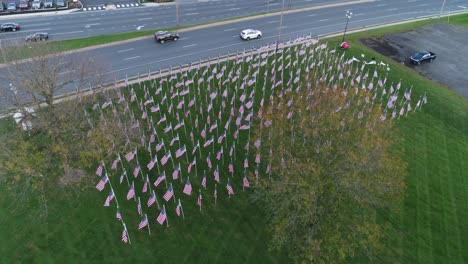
{"left": 275, "top": 0, "right": 286, "bottom": 53}
{"left": 342, "top": 10, "right": 353, "bottom": 43}
{"left": 176, "top": 0, "right": 180, "bottom": 26}
{"left": 438, "top": 0, "right": 447, "bottom": 20}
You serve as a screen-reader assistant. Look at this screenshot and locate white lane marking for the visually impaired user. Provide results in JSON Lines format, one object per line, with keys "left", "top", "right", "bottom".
{"left": 223, "top": 28, "right": 237, "bottom": 31}
{"left": 267, "top": 20, "right": 277, "bottom": 23}
{"left": 138, "top": 17, "right": 152, "bottom": 21}
{"left": 179, "top": 37, "right": 190, "bottom": 40}
{"left": 87, "top": 18, "right": 101, "bottom": 21}
{"left": 308, "top": 14, "right": 317, "bottom": 17}
{"left": 376, "top": 3, "right": 387, "bottom": 6}
{"left": 30, "top": 23, "right": 51, "bottom": 26}
{"left": 354, "top": 13, "right": 365, "bottom": 16}
{"left": 186, "top": 12, "right": 199, "bottom": 15}
{"left": 229, "top": 7, "right": 240, "bottom": 11}
{"left": 183, "top": 44, "right": 198, "bottom": 48}
{"left": 277, "top": 26, "right": 288, "bottom": 29}
{"left": 319, "top": 19, "right": 329, "bottom": 22}
{"left": 457, "top": 5, "right": 467, "bottom": 9}
{"left": 52, "top": 30, "right": 84, "bottom": 35}
{"left": 408, "top": 0, "right": 417, "bottom": 2}
{"left": 84, "top": 23, "right": 100, "bottom": 28}
{"left": 123, "top": 56, "right": 141, "bottom": 61}
{"left": 117, "top": 48, "right": 134, "bottom": 53}
{"left": 387, "top": 8, "right": 397, "bottom": 11}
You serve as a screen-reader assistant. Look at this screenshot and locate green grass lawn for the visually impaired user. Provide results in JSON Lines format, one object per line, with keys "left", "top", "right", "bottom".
{"left": 0, "top": 14, "right": 467, "bottom": 263}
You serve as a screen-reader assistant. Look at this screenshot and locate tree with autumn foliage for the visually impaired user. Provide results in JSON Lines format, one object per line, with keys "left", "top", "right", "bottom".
{"left": 253, "top": 81, "right": 406, "bottom": 263}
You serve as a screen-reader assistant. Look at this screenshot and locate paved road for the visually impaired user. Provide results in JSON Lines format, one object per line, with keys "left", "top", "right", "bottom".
{"left": 0, "top": 0, "right": 368, "bottom": 44}
{"left": 1, "top": 0, "right": 467, "bottom": 109}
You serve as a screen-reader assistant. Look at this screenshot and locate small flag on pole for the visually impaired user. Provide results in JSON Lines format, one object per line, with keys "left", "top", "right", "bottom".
{"left": 121, "top": 225, "right": 129, "bottom": 243}
{"left": 163, "top": 185, "right": 174, "bottom": 201}
{"left": 104, "top": 190, "right": 115, "bottom": 207}
{"left": 138, "top": 214, "right": 148, "bottom": 230}
{"left": 96, "top": 174, "right": 108, "bottom": 191}
{"left": 127, "top": 182, "right": 135, "bottom": 200}
{"left": 116, "top": 208, "right": 122, "bottom": 221}
{"left": 183, "top": 177, "right": 192, "bottom": 195}
{"left": 157, "top": 207, "right": 167, "bottom": 225}
{"left": 154, "top": 172, "right": 166, "bottom": 187}
{"left": 226, "top": 179, "right": 234, "bottom": 196}
{"left": 197, "top": 190, "right": 202, "bottom": 210}
{"left": 148, "top": 191, "right": 157, "bottom": 207}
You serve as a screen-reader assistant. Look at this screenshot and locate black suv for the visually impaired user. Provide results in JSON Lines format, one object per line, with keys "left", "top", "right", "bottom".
{"left": 0, "top": 23, "right": 20, "bottom": 32}
{"left": 154, "top": 31, "right": 179, "bottom": 43}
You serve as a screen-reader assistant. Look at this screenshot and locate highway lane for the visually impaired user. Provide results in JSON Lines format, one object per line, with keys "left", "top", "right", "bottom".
{"left": 0, "top": 0, "right": 360, "bottom": 44}
{"left": 1, "top": 0, "right": 467, "bottom": 109}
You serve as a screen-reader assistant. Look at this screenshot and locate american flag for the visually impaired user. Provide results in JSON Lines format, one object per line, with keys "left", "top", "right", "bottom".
{"left": 201, "top": 176, "right": 206, "bottom": 188}
{"left": 214, "top": 167, "right": 219, "bottom": 183}
{"left": 226, "top": 180, "right": 234, "bottom": 195}
{"left": 96, "top": 175, "right": 108, "bottom": 191}
{"left": 163, "top": 185, "right": 174, "bottom": 201}
{"left": 121, "top": 226, "right": 128, "bottom": 243}
{"left": 104, "top": 190, "right": 114, "bottom": 207}
{"left": 111, "top": 156, "right": 120, "bottom": 170}
{"left": 126, "top": 183, "right": 135, "bottom": 200}
{"left": 138, "top": 215, "right": 148, "bottom": 230}
{"left": 176, "top": 201, "right": 181, "bottom": 216}
{"left": 125, "top": 150, "right": 136, "bottom": 162}
{"left": 183, "top": 178, "right": 192, "bottom": 195}
{"left": 243, "top": 176, "right": 250, "bottom": 188}
{"left": 95, "top": 164, "right": 103, "bottom": 176}
{"left": 187, "top": 158, "right": 196, "bottom": 173}
{"left": 155, "top": 140, "right": 164, "bottom": 152}
{"left": 137, "top": 198, "right": 142, "bottom": 216}
{"left": 197, "top": 192, "right": 202, "bottom": 208}
{"left": 206, "top": 154, "right": 212, "bottom": 169}
{"left": 119, "top": 171, "right": 126, "bottom": 184}
{"left": 148, "top": 192, "right": 156, "bottom": 207}
{"left": 154, "top": 172, "right": 166, "bottom": 187}
{"left": 157, "top": 207, "right": 167, "bottom": 225}
{"left": 116, "top": 208, "right": 122, "bottom": 221}
{"left": 203, "top": 136, "right": 214, "bottom": 148}
{"left": 172, "top": 165, "right": 179, "bottom": 180}
{"left": 161, "top": 152, "right": 172, "bottom": 166}
{"left": 175, "top": 145, "right": 186, "bottom": 158}
{"left": 133, "top": 165, "right": 140, "bottom": 178}
{"left": 146, "top": 157, "right": 156, "bottom": 171}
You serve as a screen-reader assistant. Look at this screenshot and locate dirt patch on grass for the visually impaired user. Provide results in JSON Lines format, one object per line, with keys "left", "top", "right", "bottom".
{"left": 361, "top": 23, "right": 468, "bottom": 98}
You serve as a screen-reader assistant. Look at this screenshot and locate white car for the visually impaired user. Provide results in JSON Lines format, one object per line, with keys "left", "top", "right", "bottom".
{"left": 240, "top": 29, "right": 262, "bottom": 40}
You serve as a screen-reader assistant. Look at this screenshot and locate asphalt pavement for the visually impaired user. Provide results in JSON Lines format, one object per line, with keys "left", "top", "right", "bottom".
{"left": 1, "top": 0, "right": 468, "bottom": 109}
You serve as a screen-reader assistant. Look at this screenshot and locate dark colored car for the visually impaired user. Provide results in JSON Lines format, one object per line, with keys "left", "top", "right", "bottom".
{"left": 154, "top": 31, "right": 179, "bottom": 43}
{"left": 19, "top": 0, "right": 29, "bottom": 10}
{"left": 0, "top": 22, "right": 20, "bottom": 32}
{"left": 25, "top": 32, "right": 49, "bottom": 42}
{"left": 0, "top": 2, "right": 5, "bottom": 12}
{"left": 410, "top": 51, "right": 436, "bottom": 65}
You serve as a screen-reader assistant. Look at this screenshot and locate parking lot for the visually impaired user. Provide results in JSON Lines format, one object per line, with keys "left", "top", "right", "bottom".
{"left": 0, "top": 0, "right": 69, "bottom": 14}
{"left": 362, "top": 23, "right": 468, "bottom": 98}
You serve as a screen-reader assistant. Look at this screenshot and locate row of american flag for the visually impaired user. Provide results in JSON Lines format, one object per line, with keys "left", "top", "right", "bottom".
{"left": 92, "top": 35, "right": 426, "bottom": 244}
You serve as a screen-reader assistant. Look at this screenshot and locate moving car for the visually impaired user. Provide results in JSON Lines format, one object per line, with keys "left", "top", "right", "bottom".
{"left": 240, "top": 29, "right": 262, "bottom": 40}
{"left": 410, "top": 51, "right": 436, "bottom": 65}
{"left": 44, "top": 0, "right": 53, "bottom": 8}
{"left": 0, "top": 22, "right": 20, "bottom": 32}
{"left": 7, "top": 2, "right": 17, "bottom": 12}
{"left": 154, "top": 31, "right": 179, "bottom": 43}
{"left": 25, "top": 32, "right": 49, "bottom": 42}
{"left": 32, "top": 0, "right": 42, "bottom": 9}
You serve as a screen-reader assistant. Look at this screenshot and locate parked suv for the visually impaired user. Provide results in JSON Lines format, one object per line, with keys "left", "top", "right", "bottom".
{"left": 154, "top": 31, "right": 179, "bottom": 43}
{"left": 56, "top": 0, "right": 65, "bottom": 7}
{"left": 19, "top": 0, "right": 29, "bottom": 10}
{"left": 0, "top": 2, "right": 5, "bottom": 12}
{"left": 7, "top": 2, "right": 17, "bottom": 12}
{"left": 44, "top": 0, "right": 53, "bottom": 8}
{"left": 32, "top": 0, "right": 42, "bottom": 9}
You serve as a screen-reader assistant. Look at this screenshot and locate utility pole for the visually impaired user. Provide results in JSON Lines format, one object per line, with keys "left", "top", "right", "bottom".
{"left": 342, "top": 10, "right": 353, "bottom": 43}
{"left": 176, "top": 0, "right": 180, "bottom": 26}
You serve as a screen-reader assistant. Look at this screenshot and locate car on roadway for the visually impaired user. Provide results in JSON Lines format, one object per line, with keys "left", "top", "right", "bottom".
{"left": 7, "top": 2, "right": 17, "bottom": 12}
{"left": 0, "top": 22, "right": 20, "bottom": 32}
{"left": 44, "top": 0, "right": 53, "bottom": 8}
{"left": 32, "top": 0, "right": 42, "bottom": 9}
{"left": 240, "top": 29, "right": 262, "bottom": 40}
{"left": 19, "top": 0, "right": 29, "bottom": 10}
{"left": 25, "top": 32, "right": 49, "bottom": 42}
{"left": 154, "top": 31, "right": 179, "bottom": 43}
{"left": 410, "top": 51, "right": 436, "bottom": 65}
